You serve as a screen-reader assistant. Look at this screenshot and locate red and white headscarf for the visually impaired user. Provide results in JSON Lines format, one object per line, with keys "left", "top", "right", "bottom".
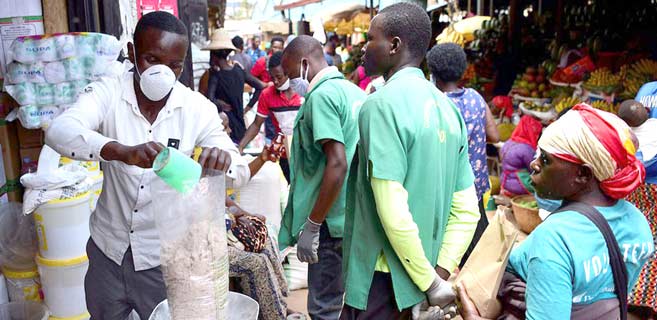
{"left": 538, "top": 104, "right": 646, "bottom": 199}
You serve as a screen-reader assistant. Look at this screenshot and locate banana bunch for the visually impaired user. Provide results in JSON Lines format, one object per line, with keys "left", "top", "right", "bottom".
{"left": 555, "top": 96, "right": 581, "bottom": 113}
{"left": 436, "top": 26, "right": 465, "bottom": 47}
{"left": 584, "top": 68, "right": 620, "bottom": 91}
{"left": 619, "top": 59, "right": 657, "bottom": 99}
{"left": 590, "top": 100, "right": 615, "bottom": 113}
{"left": 629, "top": 59, "right": 657, "bottom": 79}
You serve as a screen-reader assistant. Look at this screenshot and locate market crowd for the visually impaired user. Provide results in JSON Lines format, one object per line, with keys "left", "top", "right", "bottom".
{"left": 43, "top": 3, "right": 657, "bottom": 320}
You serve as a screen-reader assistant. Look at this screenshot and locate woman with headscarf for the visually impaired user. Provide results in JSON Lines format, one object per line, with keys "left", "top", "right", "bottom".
{"left": 458, "top": 104, "right": 653, "bottom": 320}
{"left": 500, "top": 115, "right": 543, "bottom": 196}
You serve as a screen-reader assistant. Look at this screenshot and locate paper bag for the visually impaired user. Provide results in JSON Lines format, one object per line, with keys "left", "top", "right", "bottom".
{"left": 455, "top": 206, "right": 520, "bottom": 318}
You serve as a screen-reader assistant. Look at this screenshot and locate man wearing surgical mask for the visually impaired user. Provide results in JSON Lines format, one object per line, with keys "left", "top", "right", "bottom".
{"left": 239, "top": 51, "right": 300, "bottom": 182}
{"left": 278, "top": 35, "right": 365, "bottom": 320}
{"left": 45, "top": 12, "right": 250, "bottom": 319}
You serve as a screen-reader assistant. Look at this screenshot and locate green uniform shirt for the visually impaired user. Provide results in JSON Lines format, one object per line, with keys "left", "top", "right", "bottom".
{"left": 343, "top": 67, "right": 474, "bottom": 310}
{"left": 278, "top": 69, "right": 365, "bottom": 249}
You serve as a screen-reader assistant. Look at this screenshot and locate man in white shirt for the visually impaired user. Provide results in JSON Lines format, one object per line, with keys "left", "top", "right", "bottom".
{"left": 45, "top": 12, "right": 249, "bottom": 319}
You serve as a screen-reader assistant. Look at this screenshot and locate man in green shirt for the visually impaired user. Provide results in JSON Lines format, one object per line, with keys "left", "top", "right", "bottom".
{"left": 341, "top": 2, "right": 480, "bottom": 319}
{"left": 280, "top": 35, "right": 365, "bottom": 320}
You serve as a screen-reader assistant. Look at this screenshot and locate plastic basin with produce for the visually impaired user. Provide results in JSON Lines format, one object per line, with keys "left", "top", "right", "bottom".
{"left": 0, "top": 302, "right": 48, "bottom": 320}
{"left": 511, "top": 195, "right": 542, "bottom": 234}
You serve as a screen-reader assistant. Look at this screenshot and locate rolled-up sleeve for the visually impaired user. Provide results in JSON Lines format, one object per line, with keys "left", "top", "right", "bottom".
{"left": 45, "top": 81, "right": 116, "bottom": 162}
{"left": 195, "top": 100, "right": 251, "bottom": 188}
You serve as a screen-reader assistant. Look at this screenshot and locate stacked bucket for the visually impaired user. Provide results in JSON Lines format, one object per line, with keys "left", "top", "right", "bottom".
{"left": 33, "top": 158, "right": 101, "bottom": 319}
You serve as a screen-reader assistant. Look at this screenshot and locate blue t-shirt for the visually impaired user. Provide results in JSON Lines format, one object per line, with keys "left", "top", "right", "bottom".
{"left": 508, "top": 200, "right": 654, "bottom": 320}
{"left": 635, "top": 81, "right": 657, "bottom": 119}
{"left": 447, "top": 88, "right": 490, "bottom": 200}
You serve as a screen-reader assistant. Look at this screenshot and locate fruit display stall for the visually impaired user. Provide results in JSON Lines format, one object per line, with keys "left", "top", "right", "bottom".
{"left": 452, "top": 0, "right": 657, "bottom": 123}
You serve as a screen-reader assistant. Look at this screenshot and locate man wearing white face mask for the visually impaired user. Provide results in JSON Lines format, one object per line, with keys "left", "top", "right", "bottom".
{"left": 45, "top": 12, "right": 250, "bottom": 319}
{"left": 239, "top": 51, "right": 301, "bottom": 182}
{"left": 279, "top": 35, "right": 365, "bottom": 320}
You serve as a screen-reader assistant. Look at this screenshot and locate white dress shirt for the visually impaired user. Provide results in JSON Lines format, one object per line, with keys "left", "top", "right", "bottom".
{"left": 45, "top": 68, "right": 249, "bottom": 270}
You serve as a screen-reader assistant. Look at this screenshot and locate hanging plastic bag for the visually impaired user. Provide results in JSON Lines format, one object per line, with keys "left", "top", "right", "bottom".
{"left": 152, "top": 170, "right": 228, "bottom": 320}
{"left": 0, "top": 202, "right": 38, "bottom": 270}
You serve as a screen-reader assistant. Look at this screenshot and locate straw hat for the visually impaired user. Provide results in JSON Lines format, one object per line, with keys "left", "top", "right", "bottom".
{"left": 203, "top": 29, "right": 237, "bottom": 51}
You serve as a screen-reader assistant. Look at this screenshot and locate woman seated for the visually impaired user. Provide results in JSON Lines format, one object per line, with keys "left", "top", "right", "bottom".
{"left": 225, "top": 198, "right": 289, "bottom": 320}
{"left": 458, "top": 104, "right": 654, "bottom": 320}
{"left": 500, "top": 115, "right": 543, "bottom": 197}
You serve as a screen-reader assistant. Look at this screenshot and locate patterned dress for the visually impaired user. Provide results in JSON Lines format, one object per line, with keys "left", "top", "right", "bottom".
{"left": 627, "top": 183, "right": 657, "bottom": 314}
{"left": 229, "top": 237, "right": 289, "bottom": 320}
{"left": 447, "top": 88, "right": 489, "bottom": 200}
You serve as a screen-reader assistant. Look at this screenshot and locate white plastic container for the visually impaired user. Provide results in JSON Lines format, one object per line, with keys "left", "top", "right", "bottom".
{"left": 0, "top": 301, "right": 49, "bottom": 320}
{"left": 1, "top": 267, "right": 42, "bottom": 303}
{"left": 33, "top": 192, "right": 91, "bottom": 260}
{"left": 35, "top": 254, "right": 88, "bottom": 318}
{"left": 147, "top": 292, "right": 259, "bottom": 320}
{"left": 47, "top": 311, "right": 90, "bottom": 320}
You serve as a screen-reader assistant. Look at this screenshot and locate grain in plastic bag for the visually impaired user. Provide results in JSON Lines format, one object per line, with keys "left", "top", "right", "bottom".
{"left": 152, "top": 170, "right": 228, "bottom": 320}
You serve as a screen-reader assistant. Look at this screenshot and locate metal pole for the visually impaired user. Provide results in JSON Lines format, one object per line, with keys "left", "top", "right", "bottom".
{"left": 489, "top": 0, "right": 493, "bottom": 16}
{"left": 477, "top": 0, "right": 483, "bottom": 15}
{"left": 467, "top": 0, "right": 471, "bottom": 14}
{"left": 370, "top": 0, "right": 374, "bottom": 19}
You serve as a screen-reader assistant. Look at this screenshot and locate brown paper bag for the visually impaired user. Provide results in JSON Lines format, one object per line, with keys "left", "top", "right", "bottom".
{"left": 455, "top": 206, "right": 520, "bottom": 318}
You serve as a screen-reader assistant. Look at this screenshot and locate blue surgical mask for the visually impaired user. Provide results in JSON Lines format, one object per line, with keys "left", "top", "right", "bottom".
{"left": 289, "top": 58, "right": 310, "bottom": 96}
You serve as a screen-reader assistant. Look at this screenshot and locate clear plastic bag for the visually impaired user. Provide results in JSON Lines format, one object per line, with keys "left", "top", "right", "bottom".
{"left": 0, "top": 202, "right": 38, "bottom": 270}
{"left": 152, "top": 170, "right": 228, "bottom": 320}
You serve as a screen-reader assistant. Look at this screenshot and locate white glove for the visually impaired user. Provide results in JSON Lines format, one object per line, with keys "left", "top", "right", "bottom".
{"left": 425, "top": 275, "right": 456, "bottom": 307}
{"left": 411, "top": 300, "right": 458, "bottom": 320}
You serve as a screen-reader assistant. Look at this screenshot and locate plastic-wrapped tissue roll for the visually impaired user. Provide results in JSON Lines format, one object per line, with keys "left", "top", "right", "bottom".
{"left": 54, "top": 34, "right": 76, "bottom": 59}
{"left": 6, "top": 62, "right": 27, "bottom": 83}
{"left": 17, "top": 105, "right": 41, "bottom": 129}
{"left": 95, "top": 34, "right": 122, "bottom": 61}
{"left": 5, "top": 62, "right": 46, "bottom": 84}
{"left": 18, "top": 105, "right": 60, "bottom": 129}
{"left": 5, "top": 83, "right": 36, "bottom": 105}
{"left": 75, "top": 33, "right": 100, "bottom": 57}
{"left": 54, "top": 82, "right": 77, "bottom": 105}
{"left": 63, "top": 58, "right": 85, "bottom": 81}
{"left": 35, "top": 37, "right": 58, "bottom": 62}
{"left": 35, "top": 83, "right": 55, "bottom": 105}
{"left": 10, "top": 38, "right": 37, "bottom": 64}
{"left": 44, "top": 61, "right": 67, "bottom": 84}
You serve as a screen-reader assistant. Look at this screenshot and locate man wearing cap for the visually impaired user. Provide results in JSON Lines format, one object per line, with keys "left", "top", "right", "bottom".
{"left": 45, "top": 12, "right": 249, "bottom": 319}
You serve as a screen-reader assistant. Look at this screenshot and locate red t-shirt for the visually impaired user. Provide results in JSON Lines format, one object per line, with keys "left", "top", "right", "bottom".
{"left": 251, "top": 56, "right": 271, "bottom": 83}
{"left": 256, "top": 86, "right": 302, "bottom": 136}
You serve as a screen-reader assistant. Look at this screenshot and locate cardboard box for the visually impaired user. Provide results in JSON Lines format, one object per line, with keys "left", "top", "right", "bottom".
{"left": 0, "top": 93, "right": 18, "bottom": 118}
{"left": 16, "top": 123, "right": 44, "bottom": 148}
{"left": 0, "top": 120, "right": 22, "bottom": 181}
{"left": 19, "top": 146, "right": 41, "bottom": 175}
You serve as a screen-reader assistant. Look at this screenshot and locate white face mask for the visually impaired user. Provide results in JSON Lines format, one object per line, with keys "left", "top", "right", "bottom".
{"left": 277, "top": 78, "right": 290, "bottom": 91}
{"left": 133, "top": 46, "right": 179, "bottom": 101}
{"left": 289, "top": 58, "right": 310, "bottom": 96}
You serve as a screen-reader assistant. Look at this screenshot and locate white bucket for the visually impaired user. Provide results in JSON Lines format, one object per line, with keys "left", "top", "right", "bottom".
{"left": 1, "top": 267, "right": 42, "bottom": 303}
{"left": 35, "top": 254, "right": 88, "bottom": 318}
{"left": 47, "top": 311, "right": 90, "bottom": 320}
{"left": 0, "top": 301, "right": 49, "bottom": 320}
{"left": 34, "top": 192, "right": 91, "bottom": 260}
